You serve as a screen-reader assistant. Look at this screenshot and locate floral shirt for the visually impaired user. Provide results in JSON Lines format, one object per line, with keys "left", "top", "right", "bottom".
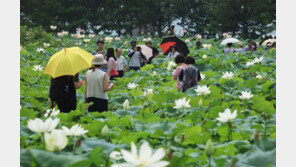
{"left": 172, "top": 64, "right": 187, "bottom": 89}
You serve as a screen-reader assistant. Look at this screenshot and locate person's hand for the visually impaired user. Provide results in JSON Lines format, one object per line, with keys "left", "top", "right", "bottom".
{"left": 50, "top": 101, "right": 55, "bottom": 109}
{"left": 109, "top": 83, "right": 114, "bottom": 89}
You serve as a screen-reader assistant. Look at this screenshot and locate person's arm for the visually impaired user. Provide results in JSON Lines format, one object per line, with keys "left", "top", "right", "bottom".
{"left": 179, "top": 69, "right": 184, "bottom": 81}
{"left": 50, "top": 99, "right": 55, "bottom": 109}
{"left": 84, "top": 76, "right": 87, "bottom": 103}
{"left": 172, "top": 67, "right": 180, "bottom": 80}
{"left": 73, "top": 74, "right": 83, "bottom": 89}
{"left": 103, "top": 73, "right": 114, "bottom": 92}
{"left": 197, "top": 69, "right": 201, "bottom": 82}
{"left": 124, "top": 60, "right": 127, "bottom": 72}
{"left": 140, "top": 52, "right": 147, "bottom": 62}
{"left": 128, "top": 50, "right": 135, "bottom": 58}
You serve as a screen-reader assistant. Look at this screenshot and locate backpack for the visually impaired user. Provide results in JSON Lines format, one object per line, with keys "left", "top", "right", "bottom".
{"left": 49, "top": 76, "right": 76, "bottom": 102}
{"left": 181, "top": 67, "right": 200, "bottom": 92}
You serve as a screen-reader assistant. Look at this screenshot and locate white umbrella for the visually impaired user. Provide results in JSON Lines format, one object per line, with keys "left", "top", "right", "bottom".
{"left": 138, "top": 45, "right": 153, "bottom": 59}
{"left": 221, "top": 38, "right": 240, "bottom": 45}
{"left": 261, "top": 39, "right": 276, "bottom": 46}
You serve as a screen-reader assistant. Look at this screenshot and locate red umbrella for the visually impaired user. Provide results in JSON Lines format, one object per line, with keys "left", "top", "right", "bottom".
{"left": 160, "top": 36, "right": 190, "bottom": 56}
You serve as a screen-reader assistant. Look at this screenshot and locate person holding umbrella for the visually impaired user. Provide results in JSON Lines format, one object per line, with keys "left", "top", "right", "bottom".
{"left": 223, "top": 43, "right": 235, "bottom": 54}
{"left": 167, "top": 45, "right": 180, "bottom": 60}
{"left": 85, "top": 54, "right": 114, "bottom": 112}
{"left": 145, "top": 41, "right": 160, "bottom": 64}
{"left": 45, "top": 47, "right": 93, "bottom": 113}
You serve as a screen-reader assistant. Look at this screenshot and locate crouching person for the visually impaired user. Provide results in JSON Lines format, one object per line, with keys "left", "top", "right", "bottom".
{"left": 179, "top": 56, "right": 201, "bottom": 92}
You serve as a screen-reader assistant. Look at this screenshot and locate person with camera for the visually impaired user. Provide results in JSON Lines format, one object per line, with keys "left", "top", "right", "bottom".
{"left": 127, "top": 41, "right": 146, "bottom": 71}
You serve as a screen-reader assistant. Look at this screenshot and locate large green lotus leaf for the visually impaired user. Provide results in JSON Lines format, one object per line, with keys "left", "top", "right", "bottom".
{"left": 26, "top": 149, "right": 88, "bottom": 167}
{"left": 214, "top": 143, "right": 236, "bottom": 157}
{"left": 81, "top": 138, "right": 127, "bottom": 154}
{"left": 236, "top": 146, "right": 276, "bottom": 167}
{"left": 251, "top": 96, "right": 275, "bottom": 114}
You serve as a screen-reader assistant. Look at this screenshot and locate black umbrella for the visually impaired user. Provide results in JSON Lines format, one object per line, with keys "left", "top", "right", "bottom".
{"left": 160, "top": 36, "right": 190, "bottom": 56}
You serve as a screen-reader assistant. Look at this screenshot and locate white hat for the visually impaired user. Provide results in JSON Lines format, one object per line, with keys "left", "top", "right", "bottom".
{"left": 93, "top": 54, "right": 107, "bottom": 65}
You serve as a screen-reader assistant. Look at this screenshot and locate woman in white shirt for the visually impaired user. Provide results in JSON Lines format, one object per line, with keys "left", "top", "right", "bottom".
{"left": 85, "top": 54, "right": 114, "bottom": 112}
{"left": 167, "top": 45, "right": 180, "bottom": 60}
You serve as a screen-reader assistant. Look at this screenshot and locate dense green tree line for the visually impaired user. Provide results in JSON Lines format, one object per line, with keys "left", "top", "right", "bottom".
{"left": 21, "top": 0, "right": 275, "bottom": 38}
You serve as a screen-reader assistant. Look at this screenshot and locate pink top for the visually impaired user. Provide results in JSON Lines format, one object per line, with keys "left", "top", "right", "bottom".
{"left": 172, "top": 64, "right": 187, "bottom": 89}
{"left": 108, "top": 57, "right": 118, "bottom": 76}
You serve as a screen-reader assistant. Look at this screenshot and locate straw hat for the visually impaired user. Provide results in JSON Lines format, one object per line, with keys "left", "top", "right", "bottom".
{"left": 92, "top": 54, "right": 107, "bottom": 65}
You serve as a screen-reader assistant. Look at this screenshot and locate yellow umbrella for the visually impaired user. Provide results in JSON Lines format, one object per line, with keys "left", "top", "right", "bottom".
{"left": 261, "top": 39, "right": 276, "bottom": 46}
{"left": 44, "top": 47, "right": 94, "bottom": 78}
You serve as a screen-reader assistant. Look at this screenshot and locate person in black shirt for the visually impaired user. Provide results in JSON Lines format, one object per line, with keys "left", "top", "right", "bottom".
{"left": 49, "top": 74, "right": 83, "bottom": 113}
{"left": 145, "top": 41, "right": 160, "bottom": 64}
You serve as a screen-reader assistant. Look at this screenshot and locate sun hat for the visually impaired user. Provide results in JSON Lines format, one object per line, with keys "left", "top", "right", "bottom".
{"left": 92, "top": 54, "right": 107, "bottom": 65}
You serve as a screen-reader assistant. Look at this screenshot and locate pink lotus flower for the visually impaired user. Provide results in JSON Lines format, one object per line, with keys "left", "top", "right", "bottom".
{"left": 88, "top": 34, "right": 95, "bottom": 38}
{"left": 222, "top": 33, "right": 228, "bottom": 37}
{"left": 195, "top": 34, "right": 202, "bottom": 39}
{"left": 115, "top": 37, "right": 121, "bottom": 41}
{"left": 57, "top": 32, "right": 63, "bottom": 37}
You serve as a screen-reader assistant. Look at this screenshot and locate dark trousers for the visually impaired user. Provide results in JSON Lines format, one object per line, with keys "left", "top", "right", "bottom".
{"left": 55, "top": 99, "right": 76, "bottom": 113}
{"left": 118, "top": 70, "right": 124, "bottom": 77}
{"left": 86, "top": 97, "right": 108, "bottom": 112}
{"left": 129, "top": 67, "right": 140, "bottom": 71}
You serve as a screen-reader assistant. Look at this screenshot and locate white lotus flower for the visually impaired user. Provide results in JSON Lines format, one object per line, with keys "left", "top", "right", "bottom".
{"left": 88, "top": 34, "right": 95, "bottom": 38}
{"left": 216, "top": 108, "right": 237, "bottom": 123}
{"left": 111, "top": 142, "right": 169, "bottom": 167}
{"left": 167, "top": 61, "right": 177, "bottom": 71}
{"left": 44, "top": 108, "right": 60, "bottom": 117}
{"left": 226, "top": 35, "right": 232, "bottom": 38}
{"left": 27, "top": 118, "right": 59, "bottom": 133}
{"left": 238, "top": 91, "right": 253, "bottom": 100}
{"left": 33, "top": 65, "right": 43, "bottom": 71}
{"left": 202, "top": 44, "right": 212, "bottom": 49}
{"left": 185, "top": 39, "right": 190, "bottom": 43}
{"left": 246, "top": 61, "right": 255, "bottom": 67}
{"left": 123, "top": 99, "right": 130, "bottom": 110}
{"left": 36, "top": 48, "right": 44, "bottom": 53}
{"left": 222, "top": 72, "right": 234, "bottom": 79}
{"left": 43, "top": 43, "right": 50, "bottom": 47}
{"left": 200, "top": 73, "right": 205, "bottom": 80}
{"left": 110, "top": 151, "right": 123, "bottom": 160}
{"left": 173, "top": 97, "right": 191, "bottom": 109}
{"left": 45, "top": 129, "right": 68, "bottom": 152}
{"left": 195, "top": 34, "right": 202, "bottom": 39}
{"left": 115, "top": 37, "right": 121, "bottom": 41}
{"left": 222, "top": 33, "right": 228, "bottom": 37}
{"left": 256, "top": 75, "right": 263, "bottom": 79}
{"left": 77, "top": 34, "right": 85, "bottom": 38}
{"left": 253, "top": 56, "right": 264, "bottom": 64}
{"left": 143, "top": 38, "right": 147, "bottom": 42}
{"left": 202, "top": 55, "right": 207, "bottom": 59}
{"left": 62, "top": 124, "right": 88, "bottom": 136}
{"left": 194, "top": 85, "right": 211, "bottom": 95}
{"left": 152, "top": 71, "right": 157, "bottom": 76}
{"left": 50, "top": 25, "right": 57, "bottom": 30}
{"left": 147, "top": 37, "right": 152, "bottom": 41}
{"left": 105, "top": 37, "right": 113, "bottom": 43}
{"left": 143, "top": 89, "right": 153, "bottom": 96}
{"left": 84, "top": 39, "right": 90, "bottom": 42}
{"left": 127, "top": 83, "right": 138, "bottom": 89}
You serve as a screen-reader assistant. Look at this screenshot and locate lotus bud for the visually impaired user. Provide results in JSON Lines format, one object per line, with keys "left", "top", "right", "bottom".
{"left": 181, "top": 134, "right": 185, "bottom": 143}
{"left": 205, "top": 139, "right": 215, "bottom": 157}
{"left": 101, "top": 125, "right": 109, "bottom": 137}
{"left": 199, "top": 99, "right": 203, "bottom": 106}
{"left": 123, "top": 99, "right": 130, "bottom": 110}
{"left": 253, "top": 132, "right": 261, "bottom": 142}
